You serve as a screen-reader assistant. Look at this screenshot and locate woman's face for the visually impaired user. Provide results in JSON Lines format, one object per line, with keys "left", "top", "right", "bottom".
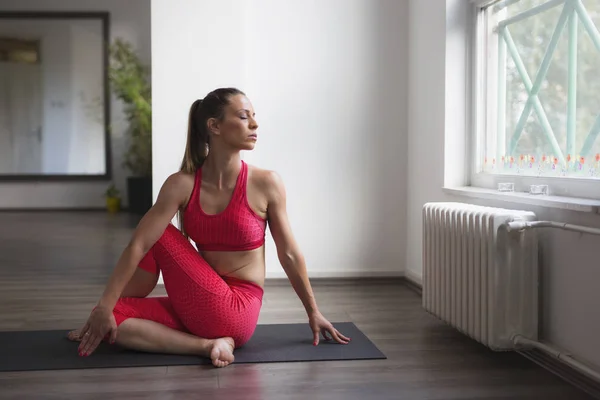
{"left": 212, "top": 94, "right": 259, "bottom": 151}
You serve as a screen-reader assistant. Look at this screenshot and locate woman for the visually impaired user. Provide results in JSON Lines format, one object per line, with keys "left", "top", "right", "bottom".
{"left": 68, "top": 88, "right": 350, "bottom": 368}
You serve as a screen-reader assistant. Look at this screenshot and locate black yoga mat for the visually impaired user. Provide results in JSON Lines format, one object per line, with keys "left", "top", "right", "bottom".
{"left": 0, "top": 322, "right": 385, "bottom": 372}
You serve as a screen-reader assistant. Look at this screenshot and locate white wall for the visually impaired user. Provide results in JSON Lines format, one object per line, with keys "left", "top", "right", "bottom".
{"left": 406, "top": 0, "right": 600, "bottom": 371}
{"left": 0, "top": 0, "right": 150, "bottom": 208}
{"left": 151, "top": 0, "right": 248, "bottom": 204}
{"left": 406, "top": 0, "right": 448, "bottom": 284}
{"left": 152, "top": 0, "right": 408, "bottom": 278}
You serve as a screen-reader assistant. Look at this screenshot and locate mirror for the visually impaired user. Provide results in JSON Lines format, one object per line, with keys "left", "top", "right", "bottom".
{"left": 0, "top": 12, "right": 110, "bottom": 181}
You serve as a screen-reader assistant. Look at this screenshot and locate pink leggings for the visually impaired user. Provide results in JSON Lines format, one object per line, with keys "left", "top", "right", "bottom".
{"left": 111, "top": 224, "right": 264, "bottom": 348}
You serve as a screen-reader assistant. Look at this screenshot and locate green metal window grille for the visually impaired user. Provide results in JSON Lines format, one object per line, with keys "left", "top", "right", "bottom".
{"left": 484, "top": 0, "right": 600, "bottom": 177}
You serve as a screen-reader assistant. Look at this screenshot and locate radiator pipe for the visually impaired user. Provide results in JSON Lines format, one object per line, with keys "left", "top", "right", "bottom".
{"left": 508, "top": 219, "right": 600, "bottom": 383}
{"left": 507, "top": 220, "right": 600, "bottom": 236}
{"left": 512, "top": 335, "right": 600, "bottom": 383}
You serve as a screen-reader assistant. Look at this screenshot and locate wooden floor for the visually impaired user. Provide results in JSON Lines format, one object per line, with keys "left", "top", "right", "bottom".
{"left": 0, "top": 211, "right": 594, "bottom": 400}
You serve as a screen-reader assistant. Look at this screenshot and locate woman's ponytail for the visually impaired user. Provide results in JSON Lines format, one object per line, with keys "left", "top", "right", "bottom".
{"left": 180, "top": 99, "right": 208, "bottom": 173}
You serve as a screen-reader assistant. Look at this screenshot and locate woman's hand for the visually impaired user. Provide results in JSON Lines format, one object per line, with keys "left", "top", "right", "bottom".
{"left": 309, "top": 311, "right": 351, "bottom": 346}
{"left": 77, "top": 306, "right": 117, "bottom": 357}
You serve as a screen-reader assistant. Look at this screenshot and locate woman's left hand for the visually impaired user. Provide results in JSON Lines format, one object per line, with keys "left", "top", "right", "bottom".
{"left": 308, "top": 311, "right": 351, "bottom": 346}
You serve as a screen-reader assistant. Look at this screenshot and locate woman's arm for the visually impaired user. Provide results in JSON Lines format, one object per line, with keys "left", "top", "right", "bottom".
{"left": 78, "top": 173, "right": 188, "bottom": 356}
{"left": 96, "top": 173, "right": 187, "bottom": 310}
{"left": 264, "top": 171, "right": 350, "bottom": 346}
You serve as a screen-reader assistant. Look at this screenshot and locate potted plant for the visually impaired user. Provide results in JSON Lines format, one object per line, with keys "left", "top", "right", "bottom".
{"left": 104, "top": 183, "right": 121, "bottom": 213}
{"left": 108, "top": 38, "right": 152, "bottom": 215}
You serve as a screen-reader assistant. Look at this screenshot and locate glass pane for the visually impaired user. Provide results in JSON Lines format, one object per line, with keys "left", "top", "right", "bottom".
{"left": 498, "top": 0, "right": 554, "bottom": 18}
{"left": 505, "top": 55, "right": 530, "bottom": 150}
{"left": 483, "top": 0, "right": 600, "bottom": 179}
{"left": 578, "top": 0, "right": 600, "bottom": 159}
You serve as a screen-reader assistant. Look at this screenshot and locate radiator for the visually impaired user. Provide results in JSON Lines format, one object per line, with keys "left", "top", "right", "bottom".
{"left": 422, "top": 202, "right": 539, "bottom": 351}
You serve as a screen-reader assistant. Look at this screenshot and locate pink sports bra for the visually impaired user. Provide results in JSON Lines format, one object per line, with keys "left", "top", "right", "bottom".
{"left": 183, "top": 160, "right": 267, "bottom": 252}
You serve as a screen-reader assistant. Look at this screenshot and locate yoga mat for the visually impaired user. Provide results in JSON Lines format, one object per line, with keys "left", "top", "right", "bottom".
{"left": 0, "top": 322, "right": 385, "bottom": 372}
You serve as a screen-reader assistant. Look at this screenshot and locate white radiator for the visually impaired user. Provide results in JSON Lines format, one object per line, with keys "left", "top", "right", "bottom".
{"left": 422, "top": 202, "right": 539, "bottom": 351}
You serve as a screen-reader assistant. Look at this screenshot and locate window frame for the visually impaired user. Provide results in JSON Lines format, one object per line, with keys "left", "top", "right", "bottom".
{"left": 468, "top": 0, "right": 600, "bottom": 201}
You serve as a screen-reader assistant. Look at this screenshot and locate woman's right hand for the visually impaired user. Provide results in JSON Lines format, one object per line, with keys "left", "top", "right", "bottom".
{"left": 74, "top": 173, "right": 187, "bottom": 357}
{"left": 77, "top": 305, "right": 117, "bottom": 357}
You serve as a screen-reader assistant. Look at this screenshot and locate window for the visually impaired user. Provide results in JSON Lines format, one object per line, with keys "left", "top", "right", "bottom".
{"left": 471, "top": 0, "right": 600, "bottom": 199}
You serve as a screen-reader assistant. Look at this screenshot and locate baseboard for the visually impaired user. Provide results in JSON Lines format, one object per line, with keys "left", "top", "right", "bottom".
{"left": 403, "top": 276, "right": 422, "bottom": 295}
{"left": 265, "top": 276, "right": 408, "bottom": 287}
{"left": 405, "top": 270, "right": 422, "bottom": 286}
{"left": 519, "top": 348, "right": 600, "bottom": 399}
{"left": 157, "top": 271, "right": 406, "bottom": 287}
{"left": 264, "top": 270, "right": 405, "bottom": 280}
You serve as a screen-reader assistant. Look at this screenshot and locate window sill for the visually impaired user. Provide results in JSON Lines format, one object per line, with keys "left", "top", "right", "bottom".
{"left": 443, "top": 186, "right": 600, "bottom": 214}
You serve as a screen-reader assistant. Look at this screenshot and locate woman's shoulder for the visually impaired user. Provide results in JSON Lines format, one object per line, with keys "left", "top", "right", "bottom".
{"left": 164, "top": 170, "right": 195, "bottom": 187}
{"left": 159, "top": 170, "right": 196, "bottom": 200}
{"left": 246, "top": 163, "right": 286, "bottom": 196}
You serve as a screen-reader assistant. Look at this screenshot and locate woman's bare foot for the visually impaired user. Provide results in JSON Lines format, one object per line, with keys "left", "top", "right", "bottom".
{"left": 69, "top": 325, "right": 234, "bottom": 368}
{"left": 207, "top": 337, "right": 235, "bottom": 368}
{"left": 67, "top": 329, "right": 82, "bottom": 342}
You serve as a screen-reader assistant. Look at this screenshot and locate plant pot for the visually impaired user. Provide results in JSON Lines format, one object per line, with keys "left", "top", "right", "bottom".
{"left": 106, "top": 197, "right": 121, "bottom": 213}
{"left": 127, "top": 176, "right": 153, "bottom": 215}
